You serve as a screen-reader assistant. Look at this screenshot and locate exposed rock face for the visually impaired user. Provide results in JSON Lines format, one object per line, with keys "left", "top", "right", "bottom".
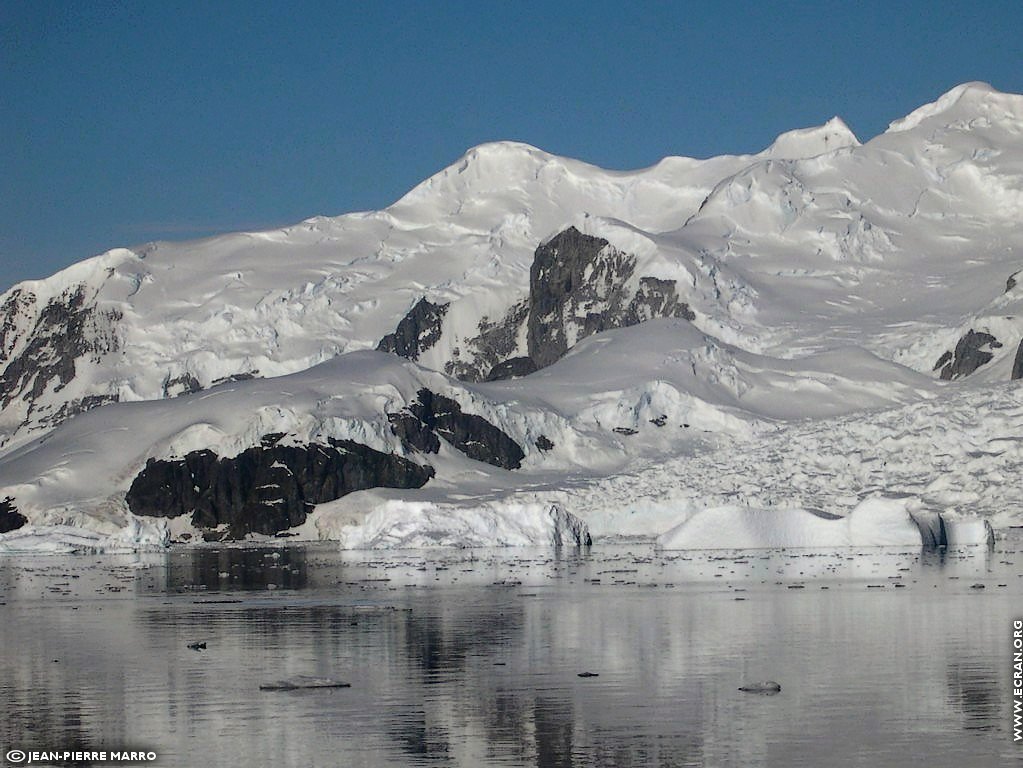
{"left": 0, "top": 496, "right": 26, "bottom": 534}
{"left": 445, "top": 229, "right": 696, "bottom": 381}
{"left": 624, "top": 277, "right": 695, "bottom": 325}
{"left": 1007, "top": 270, "right": 1020, "bottom": 293}
{"left": 527, "top": 227, "right": 632, "bottom": 369}
{"left": 126, "top": 438, "right": 435, "bottom": 539}
{"left": 0, "top": 290, "right": 37, "bottom": 361}
{"left": 387, "top": 411, "right": 442, "bottom": 454}
{"left": 378, "top": 298, "right": 449, "bottom": 361}
{"left": 446, "top": 301, "right": 529, "bottom": 382}
{"left": 163, "top": 373, "right": 202, "bottom": 398}
{"left": 485, "top": 356, "right": 537, "bottom": 382}
{"left": 378, "top": 229, "right": 698, "bottom": 383}
{"left": 50, "top": 394, "right": 119, "bottom": 424}
{"left": 526, "top": 227, "right": 694, "bottom": 370}
{"left": 212, "top": 372, "right": 258, "bottom": 386}
{"left": 534, "top": 435, "right": 555, "bottom": 452}
{"left": 1013, "top": 339, "right": 1023, "bottom": 381}
{"left": 388, "top": 389, "right": 525, "bottom": 469}
{"left": 0, "top": 285, "right": 121, "bottom": 429}
{"left": 934, "top": 330, "right": 1002, "bottom": 379}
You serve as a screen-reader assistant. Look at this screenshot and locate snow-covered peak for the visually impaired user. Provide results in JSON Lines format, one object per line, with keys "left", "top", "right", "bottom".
{"left": 885, "top": 81, "right": 1023, "bottom": 134}
{"left": 455, "top": 140, "right": 556, "bottom": 171}
{"left": 7, "top": 247, "right": 141, "bottom": 305}
{"left": 761, "top": 117, "right": 860, "bottom": 159}
{"left": 388, "top": 140, "right": 558, "bottom": 211}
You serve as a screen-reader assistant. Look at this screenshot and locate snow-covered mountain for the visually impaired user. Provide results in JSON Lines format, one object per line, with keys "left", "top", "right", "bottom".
{"left": 1, "top": 82, "right": 1021, "bottom": 550}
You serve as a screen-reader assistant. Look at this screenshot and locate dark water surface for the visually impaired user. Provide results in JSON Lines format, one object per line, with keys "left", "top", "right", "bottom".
{"left": 0, "top": 539, "right": 1020, "bottom": 767}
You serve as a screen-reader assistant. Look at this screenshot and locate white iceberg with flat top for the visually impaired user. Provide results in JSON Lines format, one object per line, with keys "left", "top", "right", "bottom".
{"left": 657, "top": 497, "right": 924, "bottom": 550}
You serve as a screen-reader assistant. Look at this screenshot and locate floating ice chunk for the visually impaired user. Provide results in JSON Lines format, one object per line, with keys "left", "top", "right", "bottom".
{"left": 657, "top": 497, "right": 924, "bottom": 550}
{"left": 0, "top": 518, "right": 169, "bottom": 554}
{"left": 259, "top": 676, "right": 351, "bottom": 691}
{"left": 909, "top": 509, "right": 995, "bottom": 548}
{"left": 944, "top": 516, "right": 995, "bottom": 547}
{"left": 738, "top": 681, "right": 782, "bottom": 694}
{"left": 337, "top": 500, "right": 591, "bottom": 549}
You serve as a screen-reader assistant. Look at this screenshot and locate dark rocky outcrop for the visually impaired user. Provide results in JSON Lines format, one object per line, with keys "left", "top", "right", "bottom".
{"left": 434, "top": 229, "right": 698, "bottom": 382}
{"left": 0, "top": 289, "right": 37, "bottom": 362}
{"left": 1007, "top": 270, "right": 1020, "bottom": 293}
{"left": 0, "top": 286, "right": 121, "bottom": 424}
{"left": 211, "top": 372, "right": 258, "bottom": 386}
{"left": 446, "top": 301, "right": 529, "bottom": 381}
{"left": 485, "top": 356, "right": 537, "bottom": 382}
{"left": 1013, "top": 339, "right": 1023, "bottom": 381}
{"left": 163, "top": 373, "right": 202, "bottom": 398}
{"left": 388, "top": 389, "right": 525, "bottom": 469}
{"left": 126, "top": 438, "right": 434, "bottom": 539}
{"left": 387, "top": 411, "right": 442, "bottom": 454}
{"left": 378, "top": 298, "right": 449, "bottom": 361}
{"left": 527, "top": 228, "right": 634, "bottom": 369}
{"left": 445, "top": 229, "right": 696, "bottom": 381}
{"left": 624, "top": 277, "right": 695, "bottom": 326}
{"left": 535, "top": 435, "right": 555, "bottom": 452}
{"left": 934, "top": 330, "right": 1002, "bottom": 379}
{"left": 526, "top": 227, "right": 694, "bottom": 370}
{"left": 0, "top": 496, "right": 27, "bottom": 534}
{"left": 50, "top": 394, "right": 119, "bottom": 424}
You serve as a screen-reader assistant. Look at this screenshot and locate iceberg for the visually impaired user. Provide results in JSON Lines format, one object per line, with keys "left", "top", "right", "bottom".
{"left": 0, "top": 518, "right": 169, "bottom": 554}
{"left": 658, "top": 498, "right": 935, "bottom": 550}
{"left": 334, "top": 500, "right": 592, "bottom": 549}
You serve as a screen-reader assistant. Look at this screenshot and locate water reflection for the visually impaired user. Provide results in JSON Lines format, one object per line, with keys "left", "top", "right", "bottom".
{"left": 164, "top": 546, "right": 310, "bottom": 591}
{"left": 0, "top": 540, "right": 1017, "bottom": 767}
{"left": 946, "top": 658, "right": 1000, "bottom": 731}
{"left": 389, "top": 705, "right": 452, "bottom": 761}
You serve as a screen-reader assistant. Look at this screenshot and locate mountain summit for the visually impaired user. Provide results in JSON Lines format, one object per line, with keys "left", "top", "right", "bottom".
{"left": 0, "top": 84, "right": 1020, "bottom": 550}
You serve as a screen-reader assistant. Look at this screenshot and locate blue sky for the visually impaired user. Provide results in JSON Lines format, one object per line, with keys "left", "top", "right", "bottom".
{"left": 3, "top": 0, "right": 1023, "bottom": 290}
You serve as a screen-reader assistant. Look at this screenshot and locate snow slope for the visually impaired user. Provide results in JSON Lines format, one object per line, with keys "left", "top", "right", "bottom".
{"left": 1, "top": 82, "right": 1022, "bottom": 549}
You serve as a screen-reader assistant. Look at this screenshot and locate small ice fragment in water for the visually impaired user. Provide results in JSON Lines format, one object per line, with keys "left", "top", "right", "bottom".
{"left": 259, "top": 676, "right": 351, "bottom": 691}
{"left": 738, "top": 681, "right": 781, "bottom": 694}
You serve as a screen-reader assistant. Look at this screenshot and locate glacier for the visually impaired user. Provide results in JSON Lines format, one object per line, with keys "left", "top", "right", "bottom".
{"left": 1, "top": 82, "right": 1022, "bottom": 550}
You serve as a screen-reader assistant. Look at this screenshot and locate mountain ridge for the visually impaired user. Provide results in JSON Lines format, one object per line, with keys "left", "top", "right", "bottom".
{"left": 1, "top": 83, "right": 1021, "bottom": 549}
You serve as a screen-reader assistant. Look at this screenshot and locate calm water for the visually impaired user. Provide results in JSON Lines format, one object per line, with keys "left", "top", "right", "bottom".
{"left": 0, "top": 538, "right": 1020, "bottom": 767}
